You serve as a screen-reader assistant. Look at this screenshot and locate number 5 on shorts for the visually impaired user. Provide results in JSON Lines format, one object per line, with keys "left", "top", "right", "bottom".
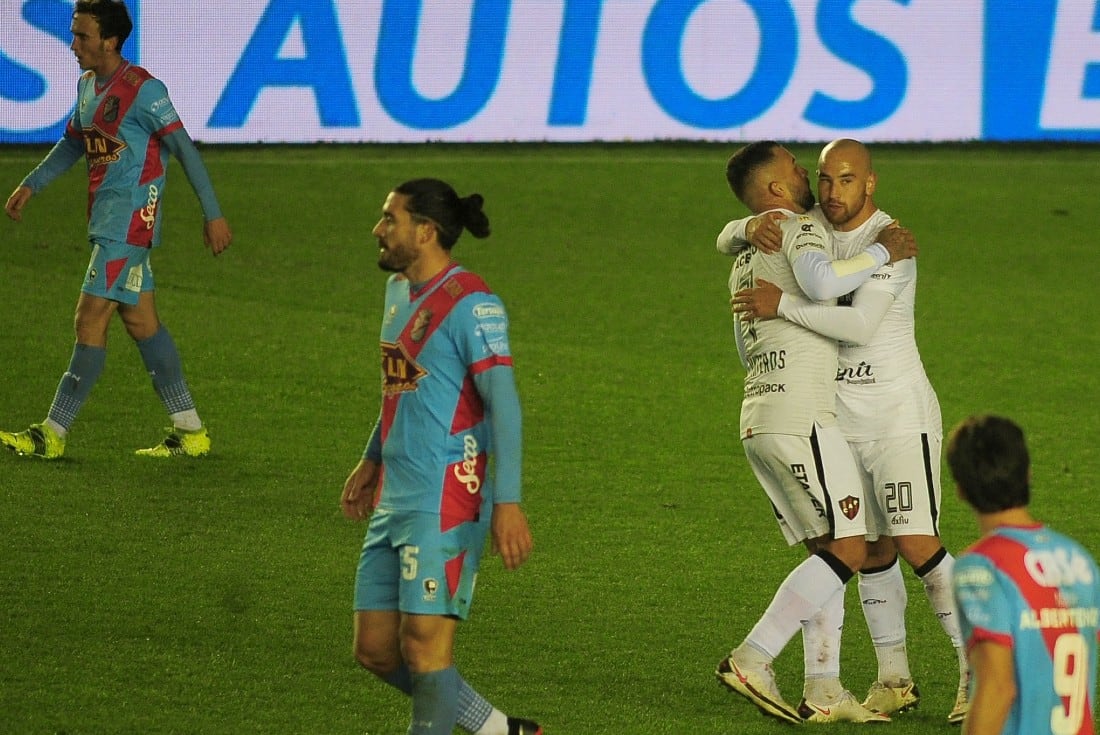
{"left": 401, "top": 546, "right": 420, "bottom": 581}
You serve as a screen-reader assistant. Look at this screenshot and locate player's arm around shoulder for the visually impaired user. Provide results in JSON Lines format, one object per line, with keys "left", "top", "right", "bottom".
{"left": 865, "top": 254, "right": 914, "bottom": 300}
{"left": 873, "top": 221, "right": 918, "bottom": 264}
{"left": 717, "top": 210, "right": 789, "bottom": 255}
{"left": 781, "top": 212, "right": 830, "bottom": 263}
{"left": 755, "top": 205, "right": 828, "bottom": 256}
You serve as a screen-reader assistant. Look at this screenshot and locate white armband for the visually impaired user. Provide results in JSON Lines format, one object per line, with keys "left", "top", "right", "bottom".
{"left": 793, "top": 245, "right": 888, "bottom": 300}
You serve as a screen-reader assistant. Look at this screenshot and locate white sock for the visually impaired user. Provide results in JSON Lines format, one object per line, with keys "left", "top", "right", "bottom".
{"left": 169, "top": 409, "right": 202, "bottom": 432}
{"left": 745, "top": 554, "right": 846, "bottom": 659}
{"left": 859, "top": 558, "right": 911, "bottom": 684}
{"left": 955, "top": 645, "right": 969, "bottom": 687}
{"left": 44, "top": 418, "right": 67, "bottom": 438}
{"left": 802, "top": 586, "right": 845, "bottom": 703}
{"left": 918, "top": 550, "right": 969, "bottom": 685}
{"left": 473, "top": 709, "right": 508, "bottom": 735}
{"left": 919, "top": 552, "right": 964, "bottom": 647}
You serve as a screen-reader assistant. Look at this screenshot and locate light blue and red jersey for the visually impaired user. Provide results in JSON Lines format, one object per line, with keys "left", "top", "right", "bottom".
{"left": 371, "top": 263, "right": 516, "bottom": 526}
{"left": 954, "top": 524, "right": 1100, "bottom": 735}
{"left": 68, "top": 61, "right": 182, "bottom": 248}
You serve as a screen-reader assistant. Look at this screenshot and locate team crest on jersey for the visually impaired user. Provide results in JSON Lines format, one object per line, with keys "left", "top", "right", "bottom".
{"left": 838, "top": 496, "right": 861, "bottom": 520}
{"left": 381, "top": 341, "right": 427, "bottom": 396}
{"left": 83, "top": 126, "right": 126, "bottom": 166}
{"left": 410, "top": 309, "right": 432, "bottom": 342}
{"left": 102, "top": 95, "right": 120, "bottom": 123}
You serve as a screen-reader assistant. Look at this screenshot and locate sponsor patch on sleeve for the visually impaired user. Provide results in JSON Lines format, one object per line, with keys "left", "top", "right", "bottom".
{"left": 471, "top": 301, "right": 510, "bottom": 356}
{"left": 149, "top": 96, "right": 180, "bottom": 127}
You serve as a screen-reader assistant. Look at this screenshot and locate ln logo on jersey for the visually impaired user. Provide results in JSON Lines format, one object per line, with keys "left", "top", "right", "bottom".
{"left": 83, "top": 126, "right": 126, "bottom": 166}
{"left": 838, "top": 496, "right": 861, "bottom": 520}
{"left": 381, "top": 341, "right": 427, "bottom": 396}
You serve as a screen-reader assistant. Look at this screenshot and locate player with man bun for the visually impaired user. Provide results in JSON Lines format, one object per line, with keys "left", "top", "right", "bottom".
{"left": 340, "top": 178, "right": 542, "bottom": 735}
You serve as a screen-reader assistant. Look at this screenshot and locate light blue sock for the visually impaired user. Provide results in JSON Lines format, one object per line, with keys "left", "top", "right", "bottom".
{"left": 382, "top": 664, "right": 492, "bottom": 734}
{"left": 456, "top": 676, "right": 494, "bottom": 733}
{"left": 409, "top": 666, "right": 459, "bottom": 735}
{"left": 382, "top": 665, "right": 413, "bottom": 694}
{"left": 47, "top": 343, "right": 106, "bottom": 430}
{"left": 136, "top": 325, "right": 197, "bottom": 416}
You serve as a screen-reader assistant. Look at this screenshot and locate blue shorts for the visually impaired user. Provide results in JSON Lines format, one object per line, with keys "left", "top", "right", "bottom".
{"left": 354, "top": 509, "right": 489, "bottom": 619}
{"left": 82, "top": 239, "right": 155, "bottom": 305}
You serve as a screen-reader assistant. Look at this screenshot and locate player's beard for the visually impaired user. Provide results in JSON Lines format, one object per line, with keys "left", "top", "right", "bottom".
{"left": 377, "top": 239, "right": 414, "bottom": 273}
{"left": 823, "top": 202, "right": 854, "bottom": 228}
{"left": 822, "top": 193, "right": 867, "bottom": 230}
{"left": 795, "top": 182, "right": 816, "bottom": 212}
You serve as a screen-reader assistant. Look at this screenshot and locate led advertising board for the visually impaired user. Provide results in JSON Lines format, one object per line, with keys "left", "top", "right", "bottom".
{"left": 3, "top": 0, "right": 1099, "bottom": 144}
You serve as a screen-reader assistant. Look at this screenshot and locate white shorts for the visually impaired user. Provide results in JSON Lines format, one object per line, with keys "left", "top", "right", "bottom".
{"left": 742, "top": 422, "right": 869, "bottom": 546}
{"left": 849, "top": 433, "right": 942, "bottom": 538}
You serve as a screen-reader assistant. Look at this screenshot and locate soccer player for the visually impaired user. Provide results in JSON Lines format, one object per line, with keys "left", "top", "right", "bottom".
{"left": 340, "top": 179, "right": 541, "bottom": 735}
{"left": 712, "top": 141, "right": 915, "bottom": 724}
{"left": 724, "top": 139, "right": 970, "bottom": 723}
{"left": 2, "top": 0, "right": 231, "bottom": 459}
{"left": 948, "top": 414, "right": 1100, "bottom": 735}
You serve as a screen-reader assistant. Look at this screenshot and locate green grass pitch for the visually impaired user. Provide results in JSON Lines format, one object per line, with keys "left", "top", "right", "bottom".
{"left": 0, "top": 142, "right": 1098, "bottom": 734}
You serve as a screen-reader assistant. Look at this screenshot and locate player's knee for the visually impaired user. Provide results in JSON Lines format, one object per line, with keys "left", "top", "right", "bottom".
{"left": 899, "top": 537, "right": 948, "bottom": 575}
{"left": 353, "top": 637, "right": 398, "bottom": 675}
{"left": 398, "top": 639, "right": 449, "bottom": 673}
{"left": 825, "top": 536, "right": 868, "bottom": 576}
{"left": 74, "top": 312, "right": 109, "bottom": 343}
{"left": 895, "top": 535, "right": 945, "bottom": 570}
{"left": 118, "top": 308, "right": 160, "bottom": 341}
{"left": 398, "top": 623, "right": 455, "bottom": 673}
{"left": 863, "top": 537, "right": 899, "bottom": 570}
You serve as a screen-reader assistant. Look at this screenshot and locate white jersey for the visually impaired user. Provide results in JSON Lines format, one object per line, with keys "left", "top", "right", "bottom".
{"left": 779, "top": 207, "right": 942, "bottom": 442}
{"left": 731, "top": 210, "right": 840, "bottom": 438}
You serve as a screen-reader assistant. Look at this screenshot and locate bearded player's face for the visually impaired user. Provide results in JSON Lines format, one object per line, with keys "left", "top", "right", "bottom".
{"left": 373, "top": 192, "right": 422, "bottom": 273}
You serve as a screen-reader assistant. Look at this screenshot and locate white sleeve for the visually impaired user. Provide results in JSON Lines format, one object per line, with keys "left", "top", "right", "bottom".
{"left": 776, "top": 286, "right": 895, "bottom": 345}
{"left": 717, "top": 218, "right": 751, "bottom": 255}
{"left": 792, "top": 243, "right": 889, "bottom": 300}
